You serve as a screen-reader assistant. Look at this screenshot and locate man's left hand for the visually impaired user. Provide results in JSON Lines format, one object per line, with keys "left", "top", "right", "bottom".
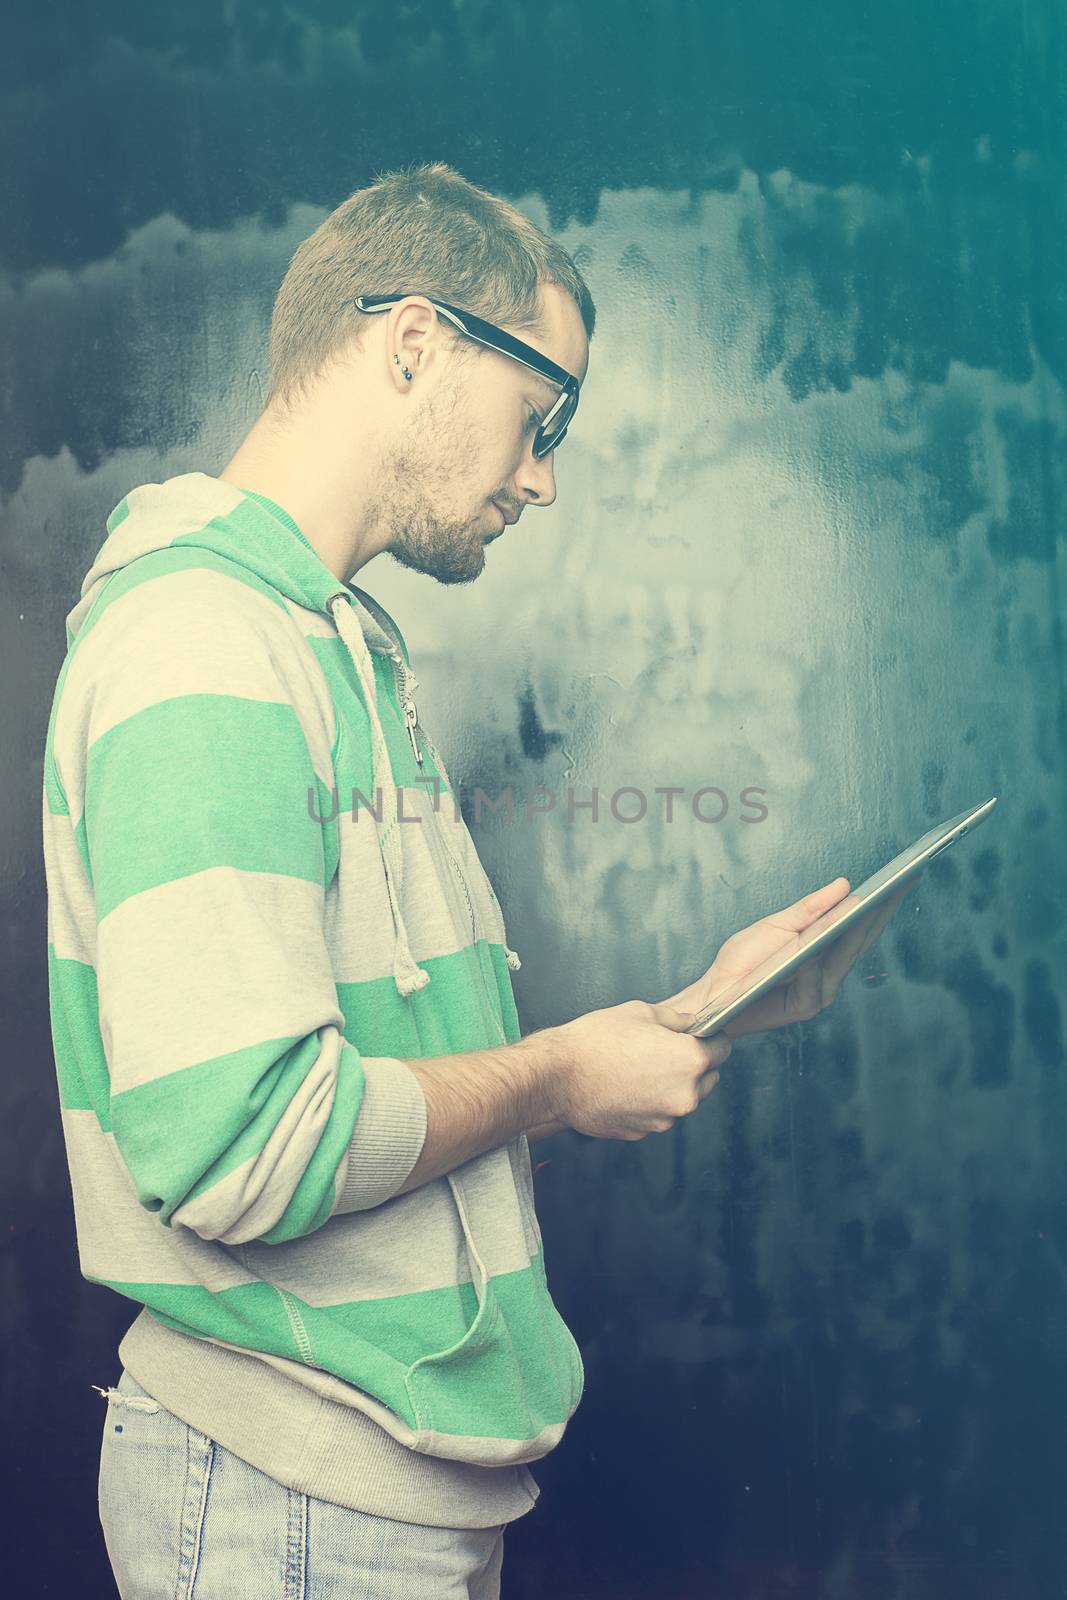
{"left": 659, "top": 873, "right": 918, "bottom": 1041}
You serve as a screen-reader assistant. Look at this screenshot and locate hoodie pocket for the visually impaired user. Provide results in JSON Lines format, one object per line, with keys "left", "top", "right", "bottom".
{"left": 403, "top": 1170, "right": 503, "bottom": 1439}
{"left": 402, "top": 1168, "right": 583, "bottom": 1458}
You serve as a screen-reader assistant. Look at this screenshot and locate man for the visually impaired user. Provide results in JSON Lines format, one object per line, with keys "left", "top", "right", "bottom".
{"left": 42, "top": 163, "right": 911, "bottom": 1597}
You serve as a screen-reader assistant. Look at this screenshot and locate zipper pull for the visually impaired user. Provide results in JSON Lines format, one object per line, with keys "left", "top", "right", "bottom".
{"left": 404, "top": 698, "right": 424, "bottom": 764}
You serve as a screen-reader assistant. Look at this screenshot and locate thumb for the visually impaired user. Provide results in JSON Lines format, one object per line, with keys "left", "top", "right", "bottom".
{"left": 653, "top": 1004, "right": 700, "bottom": 1033}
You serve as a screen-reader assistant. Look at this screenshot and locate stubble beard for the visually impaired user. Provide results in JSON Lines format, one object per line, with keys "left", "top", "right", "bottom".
{"left": 376, "top": 382, "right": 492, "bottom": 586}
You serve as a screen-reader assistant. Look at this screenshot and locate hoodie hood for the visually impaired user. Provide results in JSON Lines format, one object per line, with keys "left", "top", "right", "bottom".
{"left": 70, "top": 470, "right": 520, "bottom": 998}
{"left": 68, "top": 469, "right": 378, "bottom": 643}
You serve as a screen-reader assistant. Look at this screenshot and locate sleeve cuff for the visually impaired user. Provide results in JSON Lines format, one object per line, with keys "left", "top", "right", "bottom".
{"left": 331, "top": 1055, "right": 428, "bottom": 1215}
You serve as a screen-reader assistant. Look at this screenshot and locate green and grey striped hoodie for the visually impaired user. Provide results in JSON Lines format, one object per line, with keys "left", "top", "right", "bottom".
{"left": 41, "top": 471, "right": 584, "bottom": 1529}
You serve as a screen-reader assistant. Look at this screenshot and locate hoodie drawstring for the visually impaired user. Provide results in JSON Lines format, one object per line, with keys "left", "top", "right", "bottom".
{"left": 326, "top": 591, "right": 521, "bottom": 995}
{"left": 420, "top": 728, "right": 522, "bottom": 974}
{"left": 327, "top": 594, "right": 430, "bottom": 998}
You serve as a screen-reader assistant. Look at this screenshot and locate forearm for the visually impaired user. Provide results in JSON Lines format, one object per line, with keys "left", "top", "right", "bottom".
{"left": 392, "top": 1027, "right": 571, "bottom": 1196}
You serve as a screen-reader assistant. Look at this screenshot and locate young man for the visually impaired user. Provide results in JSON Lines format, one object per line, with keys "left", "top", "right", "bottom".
{"left": 42, "top": 163, "right": 911, "bottom": 1596}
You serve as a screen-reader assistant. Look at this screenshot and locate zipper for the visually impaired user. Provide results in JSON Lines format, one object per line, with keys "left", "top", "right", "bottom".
{"left": 442, "top": 827, "right": 479, "bottom": 944}
{"left": 390, "top": 652, "right": 424, "bottom": 765}
{"left": 387, "top": 647, "right": 474, "bottom": 933}
{"left": 388, "top": 646, "right": 505, "bottom": 1047}
{"left": 437, "top": 822, "right": 507, "bottom": 1048}
{"left": 404, "top": 699, "right": 422, "bottom": 764}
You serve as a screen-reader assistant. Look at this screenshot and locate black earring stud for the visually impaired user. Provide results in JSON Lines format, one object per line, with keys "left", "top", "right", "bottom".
{"left": 394, "top": 354, "right": 413, "bottom": 381}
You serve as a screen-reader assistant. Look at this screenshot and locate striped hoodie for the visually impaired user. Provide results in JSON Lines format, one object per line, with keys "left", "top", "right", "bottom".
{"left": 41, "top": 471, "right": 584, "bottom": 1529}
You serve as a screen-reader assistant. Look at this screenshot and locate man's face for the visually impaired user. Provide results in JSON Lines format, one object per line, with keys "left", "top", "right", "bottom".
{"left": 376, "top": 283, "right": 590, "bottom": 585}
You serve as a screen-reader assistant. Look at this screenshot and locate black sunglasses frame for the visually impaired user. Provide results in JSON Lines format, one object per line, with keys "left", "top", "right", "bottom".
{"left": 352, "top": 293, "right": 580, "bottom": 458}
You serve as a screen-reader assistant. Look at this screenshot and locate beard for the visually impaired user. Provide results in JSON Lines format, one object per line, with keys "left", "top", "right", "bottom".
{"left": 372, "top": 377, "right": 497, "bottom": 586}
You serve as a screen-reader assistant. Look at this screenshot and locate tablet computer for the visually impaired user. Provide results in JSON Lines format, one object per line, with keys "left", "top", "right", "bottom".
{"left": 684, "top": 796, "right": 998, "bottom": 1038}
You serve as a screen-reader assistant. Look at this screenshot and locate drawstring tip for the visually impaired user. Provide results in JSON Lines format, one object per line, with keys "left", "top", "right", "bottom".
{"left": 505, "top": 946, "right": 522, "bottom": 972}
{"left": 393, "top": 957, "right": 431, "bottom": 998}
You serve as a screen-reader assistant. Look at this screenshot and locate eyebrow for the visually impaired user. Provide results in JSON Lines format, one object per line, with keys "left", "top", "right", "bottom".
{"left": 528, "top": 372, "right": 560, "bottom": 406}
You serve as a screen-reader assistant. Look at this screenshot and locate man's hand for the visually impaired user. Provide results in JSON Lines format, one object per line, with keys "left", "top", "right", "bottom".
{"left": 526, "top": 1117, "right": 568, "bottom": 1143}
{"left": 660, "top": 873, "right": 918, "bottom": 1041}
{"left": 542, "top": 1000, "right": 733, "bottom": 1140}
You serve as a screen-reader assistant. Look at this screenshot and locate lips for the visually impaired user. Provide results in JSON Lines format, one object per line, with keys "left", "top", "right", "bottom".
{"left": 492, "top": 500, "right": 520, "bottom": 527}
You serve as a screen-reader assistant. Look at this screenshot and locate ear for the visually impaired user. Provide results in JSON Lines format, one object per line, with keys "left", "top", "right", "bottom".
{"left": 384, "top": 296, "right": 442, "bottom": 392}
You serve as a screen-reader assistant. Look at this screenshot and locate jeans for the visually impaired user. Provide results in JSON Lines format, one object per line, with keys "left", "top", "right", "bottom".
{"left": 97, "top": 1368, "right": 506, "bottom": 1598}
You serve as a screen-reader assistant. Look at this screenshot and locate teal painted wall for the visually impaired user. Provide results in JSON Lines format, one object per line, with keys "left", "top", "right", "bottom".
{"left": 3, "top": 3, "right": 1064, "bottom": 1594}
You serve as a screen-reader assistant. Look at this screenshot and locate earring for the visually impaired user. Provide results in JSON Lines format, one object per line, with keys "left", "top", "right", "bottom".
{"left": 394, "top": 354, "right": 413, "bottom": 381}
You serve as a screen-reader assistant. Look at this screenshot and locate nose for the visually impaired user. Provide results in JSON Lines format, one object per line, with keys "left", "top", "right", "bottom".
{"left": 514, "top": 445, "right": 557, "bottom": 510}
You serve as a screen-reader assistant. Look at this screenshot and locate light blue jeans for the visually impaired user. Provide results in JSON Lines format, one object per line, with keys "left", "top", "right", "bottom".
{"left": 97, "top": 1368, "right": 506, "bottom": 1598}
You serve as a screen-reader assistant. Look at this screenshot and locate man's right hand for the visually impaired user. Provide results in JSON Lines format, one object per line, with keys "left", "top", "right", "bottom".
{"left": 543, "top": 1000, "right": 732, "bottom": 1142}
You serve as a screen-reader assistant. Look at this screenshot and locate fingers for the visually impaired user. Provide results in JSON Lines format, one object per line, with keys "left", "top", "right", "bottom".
{"left": 783, "top": 959, "right": 827, "bottom": 1020}
{"left": 696, "top": 1070, "right": 721, "bottom": 1102}
{"left": 811, "top": 877, "right": 918, "bottom": 996}
{"left": 650, "top": 1005, "right": 733, "bottom": 1068}
{"left": 816, "top": 915, "right": 877, "bottom": 991}
{"left": 709, "top": 878, "right": 919, "bottom": 1040}
{"left": 771, "top": 876, "right": 852, "bottom": 935}
{"left": 654, "top": 1003, "right": 702, "bottom": 1033}
{"left": 704, "top": 1033, "right": 732, "bottom": 1067}
{"left": 783, "top": 909, "right": 875, "bottom": 1016}
{"left": 845, "top": 878, "right": 915, "bottom": 955}
{"left": 807, "top": 874, "right": 851, "bottom": 906}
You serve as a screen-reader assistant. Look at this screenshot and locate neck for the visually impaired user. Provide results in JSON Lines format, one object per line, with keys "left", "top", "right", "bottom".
{"left": 217, "top": 403, "right": 385, "bottom": 583}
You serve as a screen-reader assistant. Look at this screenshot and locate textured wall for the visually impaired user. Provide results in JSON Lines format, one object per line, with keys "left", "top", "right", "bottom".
{"left": 2, "top": 3, "right": 1065, "bottom": 1596}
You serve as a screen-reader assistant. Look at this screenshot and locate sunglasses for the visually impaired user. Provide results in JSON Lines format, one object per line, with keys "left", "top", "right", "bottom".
{"left": 352, "top": 293, "right": 581, "bottom": 459}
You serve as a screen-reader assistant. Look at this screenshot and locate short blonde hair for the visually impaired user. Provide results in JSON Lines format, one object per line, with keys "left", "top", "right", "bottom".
{"left": 267, "top": 161, "right": 596, "bottom": 411}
